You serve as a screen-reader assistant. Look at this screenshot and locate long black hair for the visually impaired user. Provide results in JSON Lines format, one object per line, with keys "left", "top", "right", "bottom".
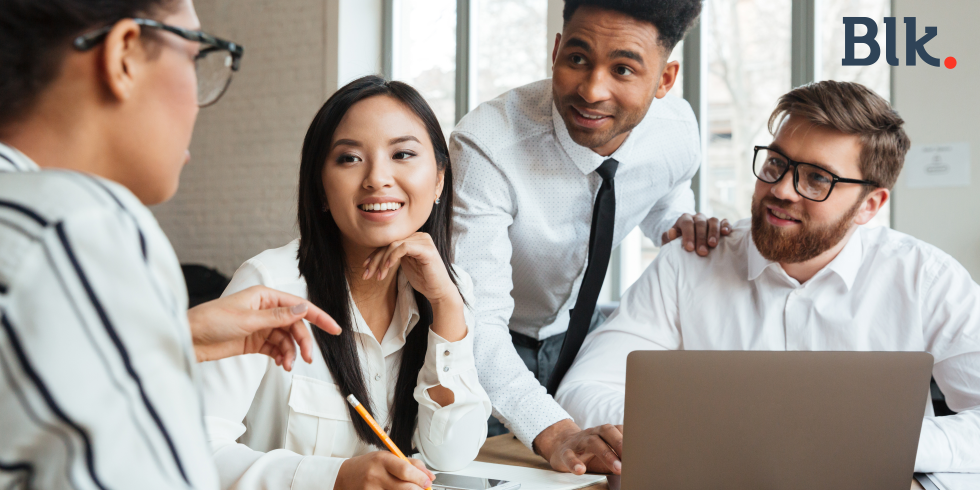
{"left": 297, "top": 75, "right": 458, "bottom": 454}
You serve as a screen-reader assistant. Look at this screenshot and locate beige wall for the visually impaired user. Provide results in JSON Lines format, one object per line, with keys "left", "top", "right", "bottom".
{"left": 151, "top": 0, "right": 382, "bottom": 275}
{"left": 892, "top": 0, "right": 980, "bottom": 278}
{"left": 157, "top": 0, "right": 980, "bottom": 279}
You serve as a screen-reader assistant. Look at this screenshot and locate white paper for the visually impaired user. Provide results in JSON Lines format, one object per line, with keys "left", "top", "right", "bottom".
{"left": 927, "top": 472, "right": 980, "bottom": 490}
{"left": 905, "top": 143, "right": 971, "bottom": 188}
{"left": 438, "top": 461, "right": 606, "bottom": 490}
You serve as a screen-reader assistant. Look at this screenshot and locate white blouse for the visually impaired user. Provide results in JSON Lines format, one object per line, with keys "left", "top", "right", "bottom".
{"left": 198, "top": 240, "right": 492, "bottom": 490}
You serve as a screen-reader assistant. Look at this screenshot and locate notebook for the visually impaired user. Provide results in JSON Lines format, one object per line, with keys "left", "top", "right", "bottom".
{"left": 438, "top": 461, "right": 606, "bottom": 490}
{"left": 918, "top": 472, "right": 980, "bottom": 490}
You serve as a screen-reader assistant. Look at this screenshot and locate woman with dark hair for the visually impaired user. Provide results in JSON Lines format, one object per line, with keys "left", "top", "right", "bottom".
{"left": 199, "top": 76, "right": 491, "bottom": 490}
{"left": 0, "top": 0, "right": 343, "bottom": 488}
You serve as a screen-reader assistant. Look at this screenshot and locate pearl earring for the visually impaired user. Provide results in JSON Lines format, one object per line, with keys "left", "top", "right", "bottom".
{"left": 435, "top": 198, "right": 441, "bottom": 205}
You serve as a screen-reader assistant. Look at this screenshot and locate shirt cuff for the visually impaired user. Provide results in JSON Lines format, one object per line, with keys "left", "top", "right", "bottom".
{"left": 291, "top": 455, "right": 345, "bottom": 490}
{"left": 915, "top": 417, "right": 954, "bottom": 473}
{"left": 419, "top": 328, "right": 476, "bottom": 393}
{"left": 416, "top": 327, "right": 487, "bottom": 446}
{"left": 495, "top": 388, "right": 572, "bottom": 450}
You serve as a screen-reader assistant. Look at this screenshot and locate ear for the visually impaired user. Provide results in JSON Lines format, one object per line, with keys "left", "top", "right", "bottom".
{"left": 552, "top": 33, "right": 562, "bottom": 66}
{"left": 434, "top": 166, "right": 446, "bottom": 202}
{"left": 655, "top": 60, "right": 680, "bottom": 99}
{"left": 101, "top": 19, "right": 146, "bottom": 103}
{"left": 853, "top": 188, "right": 889, "bottom": 225}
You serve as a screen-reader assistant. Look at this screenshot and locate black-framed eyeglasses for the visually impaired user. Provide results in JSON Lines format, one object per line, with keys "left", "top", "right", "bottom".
{"left": 72, "top": 18, "right": 244, "bottom": 107}
{"left": 752, "top": 145, "right": 879, "bottom": 202}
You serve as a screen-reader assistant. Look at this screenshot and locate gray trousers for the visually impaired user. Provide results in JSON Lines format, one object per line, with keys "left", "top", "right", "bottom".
{"left": 487, "top": 309, "right": 607, "bottom": 437}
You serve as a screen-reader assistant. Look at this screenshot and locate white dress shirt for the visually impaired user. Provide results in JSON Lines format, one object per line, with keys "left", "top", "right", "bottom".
{"left": 450, "top": 79, "right": 701, "bottom": 447}
{"left": 556, "top": 219, "right": 980, "bottom": 473}
{"left": 0, "top": 143, "right": 220, "bottom": 489}
{"left": 198, "top": 240, "right": 492, "bottom": 490}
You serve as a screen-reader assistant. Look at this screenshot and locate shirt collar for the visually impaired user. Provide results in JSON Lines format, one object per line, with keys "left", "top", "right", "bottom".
{"left": 822, "top": 228, "right": 863, "bottom": 290}
{"left": 551, "top": 102, "right": 639, "bottom": 176}
{"left": 746, "top": 235, "right": 774, "bottom": 283}
{"left": 348, "top": 269, "right": 421, "bottom": 357}
{"left": 747, "top": 226, "right": 864, "bottom": 291}
{"left": 0, "top": 142, "right": 40, "bottom": 172}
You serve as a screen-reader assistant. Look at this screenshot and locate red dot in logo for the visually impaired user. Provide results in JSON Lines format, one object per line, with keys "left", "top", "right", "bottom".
{"left": 945, "top": 57, "right": 957, "bottom": 69}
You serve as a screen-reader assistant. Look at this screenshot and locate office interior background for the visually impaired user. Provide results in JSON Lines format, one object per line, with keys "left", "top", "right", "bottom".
{"left": 152, "top": 0, "right": 979, "bottom": 305}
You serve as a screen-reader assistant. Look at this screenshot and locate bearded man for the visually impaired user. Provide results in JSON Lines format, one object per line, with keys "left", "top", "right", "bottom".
{"left": 555, "top": 80, "right": 980, "bottom": 474}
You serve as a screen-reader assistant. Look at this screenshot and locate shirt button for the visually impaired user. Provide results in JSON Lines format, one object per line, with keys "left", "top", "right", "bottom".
{"left": 444, "top": 350, "right": 450, "bottom": 356}
{"left": 443, "top": 367, "right": 450, "bottom": 372}
{"left": 375, "top": 374, "right": 381, "bottom": 381}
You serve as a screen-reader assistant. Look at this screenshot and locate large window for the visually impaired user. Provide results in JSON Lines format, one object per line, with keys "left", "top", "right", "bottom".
{"left": 703, "top": 0, "right": 791, "bottom": 222}
{"left": 474, "top": 0, "right": 549, "bottom": 106}
{"left": 391, "top": 0, "right": 457, "bottom": 135}
{"left": 392, "top": 0, "right": 548, "bottom": 132}
{"left": 820, "top": 0, "right": 890, "bottom": 98}
{"left": 389, "top": 0, "right": 892, "bottom": 300}
{"left": 619, "top": 43, "right": 685, "bottom": 293}
{"left": 820, "top": 0, "right": 891, "bottom": 228}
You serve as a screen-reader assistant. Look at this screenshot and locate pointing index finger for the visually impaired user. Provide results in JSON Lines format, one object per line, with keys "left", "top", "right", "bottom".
{"left": 303, "top": 303, "right": 341, "bottom": 335}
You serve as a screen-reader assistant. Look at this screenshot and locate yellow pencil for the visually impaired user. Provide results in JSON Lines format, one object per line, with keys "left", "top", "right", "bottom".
{"left": 346, "top": 394, "right": 432, "bottom": 490}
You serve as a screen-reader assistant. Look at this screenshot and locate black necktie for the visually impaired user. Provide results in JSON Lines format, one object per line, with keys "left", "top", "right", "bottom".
{"left": 547, "top": 158, "right": 619, "bottom": 395}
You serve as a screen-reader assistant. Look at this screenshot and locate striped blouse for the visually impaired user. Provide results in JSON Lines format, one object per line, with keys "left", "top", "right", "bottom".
{"left": 0, "top": 143, "right": 219, "bottom": 489}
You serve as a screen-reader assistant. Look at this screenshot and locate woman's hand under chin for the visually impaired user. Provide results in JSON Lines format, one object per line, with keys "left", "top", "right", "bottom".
{"left": 362, "top": 232, "right": 466, "bottom": 342}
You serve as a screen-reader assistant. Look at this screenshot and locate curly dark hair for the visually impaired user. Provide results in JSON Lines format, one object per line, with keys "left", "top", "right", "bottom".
{"left": 0, "top": 0, "right": 177, "bottom": 128}
{"left": 563, "top": 0, "right": 703, "bottom": 51}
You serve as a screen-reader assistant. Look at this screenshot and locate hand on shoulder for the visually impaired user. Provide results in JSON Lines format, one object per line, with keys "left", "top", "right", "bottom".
{"left": 662, "top": 212, "right": 732, "bottom": 256}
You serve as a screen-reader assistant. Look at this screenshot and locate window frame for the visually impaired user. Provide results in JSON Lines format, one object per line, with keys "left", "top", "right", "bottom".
{"left": 382, "top": 0, "right": 895, "bottom": 300}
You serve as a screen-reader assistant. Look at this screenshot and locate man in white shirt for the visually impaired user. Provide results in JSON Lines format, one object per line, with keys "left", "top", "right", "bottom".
{"left": 556, "top": 80, "right": 980, "bottom": 473}
{"left": 451, "top": 0, "right": 729, "bottom": 475}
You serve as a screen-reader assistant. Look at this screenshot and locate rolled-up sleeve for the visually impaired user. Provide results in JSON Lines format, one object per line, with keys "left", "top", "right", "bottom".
{"left": 413, "top": 269, "right": 492, "bottom": 471}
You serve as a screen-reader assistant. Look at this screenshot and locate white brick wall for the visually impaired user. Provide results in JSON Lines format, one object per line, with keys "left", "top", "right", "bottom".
{"left": 152, "top": 0, "right": 382, "bottom": 275}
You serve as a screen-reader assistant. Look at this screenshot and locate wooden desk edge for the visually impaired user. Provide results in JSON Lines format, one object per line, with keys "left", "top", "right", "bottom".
{"left": 475, "top": 434, "right": 923, "bottom": 490}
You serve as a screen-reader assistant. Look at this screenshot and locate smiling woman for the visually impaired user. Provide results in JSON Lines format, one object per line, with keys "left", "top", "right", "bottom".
{"left": 197, "top": 75, "right": 492, "bottom": 490}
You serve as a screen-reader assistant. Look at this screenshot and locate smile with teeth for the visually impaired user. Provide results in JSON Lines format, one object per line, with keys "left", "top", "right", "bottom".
{"left": 769, "top": 208, "right": 798, "bottom": 221}
{"left": 359, "top": 202, "right": 403, "bottom": 212}
{"left": 574, "top": 108, "right": 609, "bottom": 120}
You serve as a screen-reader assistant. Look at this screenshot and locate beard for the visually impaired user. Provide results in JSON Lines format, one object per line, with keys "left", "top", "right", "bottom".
{"left": 552, "top": 86, "right": 646, "bottom": 150}
{"left": 750, "top": 195, "right": 861, "bottom": 263}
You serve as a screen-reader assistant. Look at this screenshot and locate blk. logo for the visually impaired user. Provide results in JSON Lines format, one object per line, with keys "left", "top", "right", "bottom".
{"left": 843, "top": 17, "right": 956, "bottom": 69}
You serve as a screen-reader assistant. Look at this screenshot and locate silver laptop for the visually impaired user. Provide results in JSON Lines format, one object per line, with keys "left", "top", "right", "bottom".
{"left": 618, "top": 351, "right": 933, "bottom": 490}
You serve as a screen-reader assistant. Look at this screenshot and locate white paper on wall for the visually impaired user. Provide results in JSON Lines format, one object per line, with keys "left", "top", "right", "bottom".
{"left": 905, "top": 142, "right": 971, "bottom": 189}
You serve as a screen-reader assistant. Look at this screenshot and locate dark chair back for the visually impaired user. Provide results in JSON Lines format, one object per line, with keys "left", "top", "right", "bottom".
{"left": 181, "top": 264, "right": 230, "bottom": 308}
